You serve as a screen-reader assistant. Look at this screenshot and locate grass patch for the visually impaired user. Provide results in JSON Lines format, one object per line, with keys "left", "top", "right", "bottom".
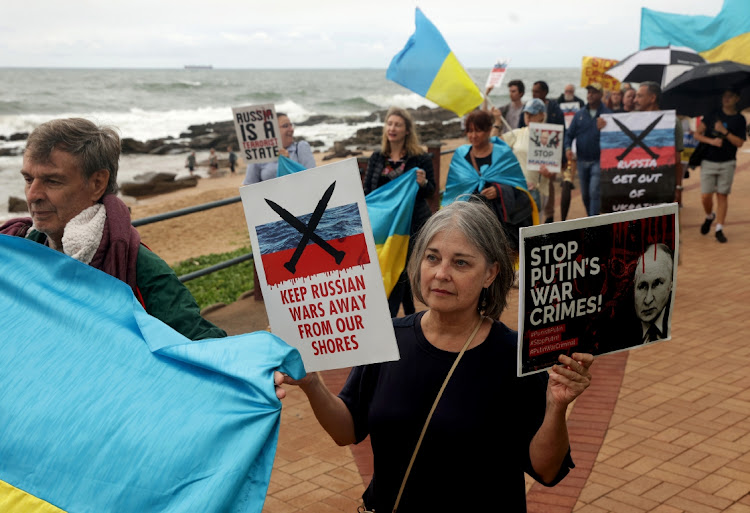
{"left": 171, "top": 246, "right": 255, "bottom": 309}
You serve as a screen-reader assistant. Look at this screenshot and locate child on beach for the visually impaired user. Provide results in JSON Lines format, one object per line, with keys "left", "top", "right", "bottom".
{"left": 185, "top": 151, "right": 196, "bottom": 175}
{"left": 208, "top": 148, "right": 219, "bottom": 176}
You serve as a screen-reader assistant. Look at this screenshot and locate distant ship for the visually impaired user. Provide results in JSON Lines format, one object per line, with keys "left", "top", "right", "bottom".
{"left": 184, "top": 65, "right": 213, "bottom": 70}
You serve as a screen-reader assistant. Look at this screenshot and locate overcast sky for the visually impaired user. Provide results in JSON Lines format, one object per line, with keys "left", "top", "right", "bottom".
{"left": 0, "top": 0, "right": 725, "bottom": 69}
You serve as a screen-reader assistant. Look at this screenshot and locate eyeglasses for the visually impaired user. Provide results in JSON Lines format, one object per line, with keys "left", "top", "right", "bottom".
{"left": 279, "top": 123, "right": 294, "bottom": 128}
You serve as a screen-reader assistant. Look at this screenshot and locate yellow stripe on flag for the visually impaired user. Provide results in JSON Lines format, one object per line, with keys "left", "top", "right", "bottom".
{"left": 0, "top": 480, "right": 66, "bottom": 513}
{"left": 376, "top": 234, "right": 410, "bottom": 297}
{"left": 700, "top": 32, "right": 750, "bottom": 65}
{"left": 426, "top": 52, "right": 483, "bottom": 117}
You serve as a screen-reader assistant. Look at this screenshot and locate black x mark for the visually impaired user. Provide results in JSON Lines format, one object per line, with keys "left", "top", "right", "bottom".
{"left": 264, "top": 181, "right": 346, "bottom": 274}
{"left": 613, "top": 114, "right": 663, "bottom": 161}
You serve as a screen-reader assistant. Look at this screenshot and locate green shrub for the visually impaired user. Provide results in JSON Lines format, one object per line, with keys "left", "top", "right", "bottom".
{"left": 171, "top": 247, "right": 255, "bottom": 309}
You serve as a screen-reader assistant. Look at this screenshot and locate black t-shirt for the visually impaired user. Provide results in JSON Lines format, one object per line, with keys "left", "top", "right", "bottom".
{"left": 464, "top": 151, "right": 493, "bottom": 176}
{"left": 339, "top": 312, "right": 573, "bottom": 512}
{"left": 703, "top": 110, "right": 747, "bottom": 162}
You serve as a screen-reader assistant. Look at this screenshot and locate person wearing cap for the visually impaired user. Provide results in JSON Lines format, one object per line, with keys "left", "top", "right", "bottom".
{"left": 563, "top": 82, "right": 611, "bottom": 216}
{"left": 501, "top": 98, "right": 554, "bottom": 213}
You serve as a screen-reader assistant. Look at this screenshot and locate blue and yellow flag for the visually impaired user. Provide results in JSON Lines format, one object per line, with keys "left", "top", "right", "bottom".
{"left": 366, "top": 169, "right": 419, "bottom": 296}
{"left": 640, "top": 0, "right": 750, "bottom": 65}
{"left": 0, "top": 234, "right": 305, "bottom": 513}
{"left": 387, "top": 8, "right": 483, "bottom": 117}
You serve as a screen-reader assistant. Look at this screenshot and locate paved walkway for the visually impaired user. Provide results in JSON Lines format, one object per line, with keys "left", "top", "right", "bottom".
{"left": 205, "top": 148, "right": 750, "bottom": 512}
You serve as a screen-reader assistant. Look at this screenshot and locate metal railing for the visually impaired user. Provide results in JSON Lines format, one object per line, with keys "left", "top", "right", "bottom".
{"left": 131, "top": 144, "right": 457, "bottom": 284}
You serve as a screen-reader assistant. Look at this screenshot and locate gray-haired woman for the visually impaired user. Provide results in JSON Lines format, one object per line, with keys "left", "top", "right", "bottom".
{"left": 277, "top": 200, "right": 593, "bottom": 512}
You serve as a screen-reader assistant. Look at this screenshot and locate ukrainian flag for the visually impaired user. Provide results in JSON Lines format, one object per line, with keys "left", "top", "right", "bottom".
{"left": 387, "top": 8, "right": 483, "bottom": 117}
{"left": 640, "top": 0, "right": 750, "bottom": 65}
{"left": 0, "top": 234, "right": 305, "bottom": 513}
{"left": 366, "top": 168, "right": 419, "bottom": 297}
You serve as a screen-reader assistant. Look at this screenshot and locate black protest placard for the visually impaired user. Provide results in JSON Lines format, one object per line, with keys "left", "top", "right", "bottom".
{"left": 518, "top": 205, "right": 678, "bottom": 376}
{"left": 599, "top": 110, "right": 676, "bottom": 213}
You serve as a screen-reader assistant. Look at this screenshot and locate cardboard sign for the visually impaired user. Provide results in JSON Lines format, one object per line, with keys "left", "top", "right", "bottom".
{"left": 232, "top": 104, "right": 281, "bottom": 165}
{"left": 600, "top": 110, "right": 676, "bottom": 212}
{"left": 240, "top": 159, "right": 400, "bottom": 373}
{"left": 560, "top": 102, "right": 580, "bottom": 130}
{"left": 581, "top": 56, "right": 621, "bottom": 92}
{"left": 485, "top": 58, "right": 511, "bottom": 89}
{"left": 517, "top": 205, "right": 679, "bottom": 376}
{"left": 527, "top": 122, "right": 564, "bottom": 173}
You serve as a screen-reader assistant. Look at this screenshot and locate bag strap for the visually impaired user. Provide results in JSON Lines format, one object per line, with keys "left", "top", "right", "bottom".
{"left": 392, "top": 316, "right": 485, "bottom": 512}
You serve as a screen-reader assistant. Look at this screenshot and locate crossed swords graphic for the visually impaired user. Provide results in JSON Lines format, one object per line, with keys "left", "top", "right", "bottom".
{"left": 264, "top": 181, "right": 346, "bottom": 274}
{"left": 612, "top": 113, "right": 664, "bottom": 161}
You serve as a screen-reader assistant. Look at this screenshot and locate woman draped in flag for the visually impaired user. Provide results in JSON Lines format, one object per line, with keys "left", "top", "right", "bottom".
{"left": 279, "top": 200, "right": 593, "bottom": 512}
{"left": 443, "top": 109, "right": 536, "bottom": 253}
{"left": 363, "top": 106, "right": 435, "bottom": 317}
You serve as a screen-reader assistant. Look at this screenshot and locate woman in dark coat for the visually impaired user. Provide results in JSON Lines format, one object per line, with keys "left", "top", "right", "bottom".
{"left": 363, "top": 106, "right": 435, "bottom": 317}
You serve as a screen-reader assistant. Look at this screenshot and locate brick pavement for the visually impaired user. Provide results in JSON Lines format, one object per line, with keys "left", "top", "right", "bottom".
{"left": 206, "top": 147, "right": 750, "bottom": 512}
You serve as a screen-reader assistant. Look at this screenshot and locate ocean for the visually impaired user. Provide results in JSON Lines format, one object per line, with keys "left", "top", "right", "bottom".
{"left": 0, "top": 67, "right": 579, "bottom": 219}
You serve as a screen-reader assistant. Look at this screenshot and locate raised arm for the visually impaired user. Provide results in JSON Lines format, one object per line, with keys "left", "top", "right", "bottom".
{"left": 529, "top": 352, "right": 593, "bottom": 483}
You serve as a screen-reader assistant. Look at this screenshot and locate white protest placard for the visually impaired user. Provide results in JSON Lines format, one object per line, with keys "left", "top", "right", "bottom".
{"left": 517, "top": 204, "right": 679, "bottom": 376}
{"left": 232, "top": 104, "right": 281, "bottom": 165}
{"left": 560, "top": 101, "right": 580, "bottom": 129}
{"left": 527, "top": 122, "right": 564, "bottom": 173}
{"left": 485, "top": 58, "right": 511, "bottom": 89}
{"left": 239, "top": 158, "right": 400, "bottom": 372}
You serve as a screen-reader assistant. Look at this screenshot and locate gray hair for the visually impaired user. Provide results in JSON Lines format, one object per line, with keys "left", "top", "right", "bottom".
{"left": 407, "top": 199, "right": 514, "bottom": 319}
{"left": 25, "top": 118, "right": 121, "bottom": 196}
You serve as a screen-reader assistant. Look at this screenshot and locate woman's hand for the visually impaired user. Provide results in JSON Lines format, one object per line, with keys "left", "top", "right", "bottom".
{"left": 480, "top": 186, "right": 497, "bottom": 200}
{"left": 279, "top": 147, "right": 290, "bottom": 158}
{"left": 539, "top": 164, "right": 553, "bottom": 178}
{"left": 274, "top": 370, "right": 318, "bottom": 400}
{"left": 547, "top": 352, "right": 593, "bottom": 408}
{"left": 416, "top": 168, "right": 427, "bottom": 187}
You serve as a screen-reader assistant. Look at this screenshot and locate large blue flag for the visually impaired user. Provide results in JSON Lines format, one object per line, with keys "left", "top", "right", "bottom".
{"left": 640, "top": 0, "right": 750, "bottom": 65}
{"left": 442, "top": 137, "right": 528, "bottom": 206}
{"left": 387, "top": 8, "right": 483, "bottom": 116}
{"left": 0, "top": 234, "right": 305, "bottom": 513}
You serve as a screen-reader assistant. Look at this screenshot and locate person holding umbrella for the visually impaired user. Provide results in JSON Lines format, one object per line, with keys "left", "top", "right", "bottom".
{"left": 693, "top": 89, "right": 747, "bottom": 243}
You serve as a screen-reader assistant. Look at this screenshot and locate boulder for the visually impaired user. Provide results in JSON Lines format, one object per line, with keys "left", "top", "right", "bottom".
{"left": 9, "top": 132, "right": 29, "bottom": 141}
{"left": 8, "top": 196, "right": 28, "bottom": 212}
{"left": 120, "top": 172, "right": 199, "bottom": 197}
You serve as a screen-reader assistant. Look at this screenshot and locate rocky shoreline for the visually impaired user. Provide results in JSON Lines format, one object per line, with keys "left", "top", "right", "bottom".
{"left": 0, "top": 106, "right": 465, "bottom": 158}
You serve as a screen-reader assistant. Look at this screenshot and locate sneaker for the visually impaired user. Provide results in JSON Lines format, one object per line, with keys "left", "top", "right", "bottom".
{"left": 700, "top": 214, "right": 715, "bottom": 235}
{"left": 544, "top": 217, "right": 554, "bottom": 224}
{"left": 715, "top": 229, "right": 727, "bottom": 243}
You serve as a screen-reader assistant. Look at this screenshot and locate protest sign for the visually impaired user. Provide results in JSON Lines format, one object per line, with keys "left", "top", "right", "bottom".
{"left": 560, "top": 101, "right": 580, "bottom": 129}
{"left": 581, "top": 56, "right": 620, "bottom": 92}
{"left": 485, "top": 58, "right": 511, "bottom": 89}
{"left": 232, "top": 104, "right": 281, "bottom": 165}
{"left": 528, "top": 122, "right": 563, "bottom": 173}
{"left": 599, "top": 110, "right": 676, "bottom": 212}
{"left": 517, "top": 204, "right": 678, "bottom": 376}
{"left": 240, "top": 159, "right": 400, "bottom": 372}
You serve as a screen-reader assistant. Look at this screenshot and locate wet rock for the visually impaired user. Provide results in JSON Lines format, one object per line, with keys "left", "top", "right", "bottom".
{"left": 9, "top": 132, "right": 29, "bottom": 141}
{"left": 8, "top": 196, "right": 28, "bottom": 212}
{"left": 120, "top": 172, "right": 199, "bottom": 197}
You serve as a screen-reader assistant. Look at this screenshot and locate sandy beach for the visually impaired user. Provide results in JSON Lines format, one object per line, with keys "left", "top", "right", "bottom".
{"left": 129, "top": 139, "right": 465, "bottom": 266}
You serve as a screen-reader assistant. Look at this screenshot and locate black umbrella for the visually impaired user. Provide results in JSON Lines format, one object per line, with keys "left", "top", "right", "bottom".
{"left": 661, "top": 60, "right": 750, "bottom": 117}
{"left": 605, "top": 45, "right": 705, "bottom": 86}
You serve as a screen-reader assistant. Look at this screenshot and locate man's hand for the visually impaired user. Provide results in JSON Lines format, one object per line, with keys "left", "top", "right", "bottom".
{"left": 596, "top": 118, "right": 606, "bottom": 130}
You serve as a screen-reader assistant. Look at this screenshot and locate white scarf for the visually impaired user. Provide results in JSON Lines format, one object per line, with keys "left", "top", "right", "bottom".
{"left": 61, "top": 203, "right": 107, "bottom": 264}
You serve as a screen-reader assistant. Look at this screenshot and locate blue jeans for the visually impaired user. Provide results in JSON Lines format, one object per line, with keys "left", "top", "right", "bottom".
{"left": 578, "top": 159, "right": 601, "bottom": 216}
